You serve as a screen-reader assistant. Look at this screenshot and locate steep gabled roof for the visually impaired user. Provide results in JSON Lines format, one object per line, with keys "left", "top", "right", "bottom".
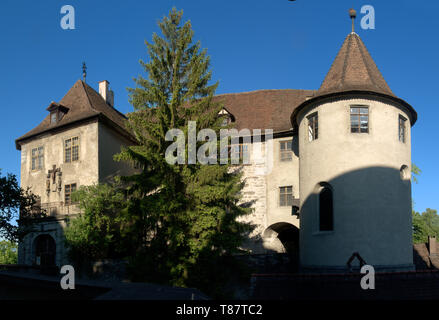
{"left": 16, "top": 80, "right": 130, "bottom": 150}
{"left": 317, "top": 32, "right": 394, "bottom": 97}
{"left": 214, "top": 89, "right": 315, "bottom": 133}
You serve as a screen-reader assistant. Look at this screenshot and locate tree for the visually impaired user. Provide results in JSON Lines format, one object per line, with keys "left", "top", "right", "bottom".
{"left": 114, "top": 7, "right": 253, "bottom": 297}
{"left": 64, "top": 184, "right": 130, "bottom": 271}
{"left": 0, "top": 170, "right": 44, "bottom": 242}
{"left": 412, "top": 208, "right": 439, "bottom": 244}
{"left": 411, "top": 163, "right": 421, "bottom": 184}
{"left": 0, "top": 241, "right": 18, "bottom": 264}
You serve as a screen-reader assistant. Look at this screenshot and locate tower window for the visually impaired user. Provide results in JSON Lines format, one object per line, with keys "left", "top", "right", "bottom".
{"left": 64, "top": 137, "right": 79, "bottom": 163}
{"left": 319, "top": 186, "right": 334, "bottom": 231}
{"left": 280, "top": 140, "right": 293, "bottom": 161}
{"left": 65, "top": 183, "right": 77, "bottom": 205}
{"left": 350, "top": 106, "right": 369, "bottom": 133}
{"left": 307, "top": 113, "right": 318, "bottom": 141}
{"left": 31, "top": 146, "right": 44, "bottom": 171}
{"left": 399, "top": 115, "right": 407, "bottom": 143}
{"left": 280, "top": 186, "right": 293, "bottom": 206}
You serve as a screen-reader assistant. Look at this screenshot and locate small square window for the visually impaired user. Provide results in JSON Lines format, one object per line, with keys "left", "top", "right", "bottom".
{"left": 350, "top": 106, "right": 369, "bottom": 133}
{"left": 280, "top": 186, "right": 293, "bottom": 206}
{"left": 230, "top": 143, "right": 250, "bottom": 164}
{"left": 65, "top": 183, "right": 77, "bottom": 205}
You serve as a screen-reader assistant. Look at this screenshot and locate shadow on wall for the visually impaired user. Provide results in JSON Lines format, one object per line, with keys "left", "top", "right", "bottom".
{"left": 299, "top": 165, "right": 413, "bottom": 272}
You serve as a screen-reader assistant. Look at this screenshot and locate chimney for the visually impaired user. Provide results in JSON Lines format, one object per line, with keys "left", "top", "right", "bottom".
{"left": 428, "top": 236, "right": 437, "bottom": 256}
{"left": 98, "top": 80, "right": 114, "bottom": 107}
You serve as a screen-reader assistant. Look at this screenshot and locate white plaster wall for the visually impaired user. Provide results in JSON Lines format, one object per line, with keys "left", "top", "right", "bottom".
{"left": 297, "top": 96, "right": 413, "bottom": 270}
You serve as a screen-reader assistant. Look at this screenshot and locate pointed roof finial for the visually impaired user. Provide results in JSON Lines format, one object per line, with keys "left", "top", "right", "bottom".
{"left": 82, "top": 62, "right": 87, "bottom": 83}
{"left": 349, "top": 8, "right": 357, "bottom": 33}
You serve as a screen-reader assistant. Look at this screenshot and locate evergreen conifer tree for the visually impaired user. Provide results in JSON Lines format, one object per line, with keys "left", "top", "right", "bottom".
{"left": 116, "top": 7, "right": 253, "bottom": 297}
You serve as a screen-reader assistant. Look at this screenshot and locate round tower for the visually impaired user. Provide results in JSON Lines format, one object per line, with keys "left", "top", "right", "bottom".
{"left": 291, "top": 11, "right": 417, "bottom": 272}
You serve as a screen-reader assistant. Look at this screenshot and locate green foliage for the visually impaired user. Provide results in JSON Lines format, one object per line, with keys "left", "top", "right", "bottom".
{"left": 64, "top": 184, "right": 130, "bottom": 267}
{"left": 0, "top": 170, "right": 45, "bottom": 242}
{"left": 64, "top": 8, "right": 253, "bottom": 298}
{"left": 412, "top": 208, "right": 439, "bottom": 244}
{"left": 0, "top": 241, "right": 18, "bottom": 264}
{"left": 115, "top": 7, "right": 253, "bottom": 297}
{"left": 411, "top": 163, "right": 421, "bottom": 184}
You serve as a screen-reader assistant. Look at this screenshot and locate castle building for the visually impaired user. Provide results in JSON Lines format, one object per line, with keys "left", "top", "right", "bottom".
{"left": 16, "top": 14, "right": 417, "bottom": 272}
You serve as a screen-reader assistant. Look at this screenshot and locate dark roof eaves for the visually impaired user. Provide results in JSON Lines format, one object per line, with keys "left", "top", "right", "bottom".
{"left": 15, "top": 114, "right": 100, "bottom": 150}
{"left": 290, "top": 90, "right": 417, "bottom": 131}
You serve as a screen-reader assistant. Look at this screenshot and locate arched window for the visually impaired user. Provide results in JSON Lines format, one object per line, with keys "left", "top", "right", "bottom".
{"left": 34, "top": 234, "right": 56, "bottom": 267}
{"left": 319, "top": 186, "right": 333, "bottom": 231}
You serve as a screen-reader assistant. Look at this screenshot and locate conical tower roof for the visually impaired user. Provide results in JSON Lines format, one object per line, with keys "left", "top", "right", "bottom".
{"left": 291, "top": 29, "right": 417, "bottom": 128}
{"left": 316, "top": 32, "right": 395, "bottom": 98}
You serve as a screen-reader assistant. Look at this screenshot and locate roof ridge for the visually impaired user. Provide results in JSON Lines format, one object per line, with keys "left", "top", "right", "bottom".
{"left": 215, "top": 88, "right": 315, "bottom": 97}
{"left": 79, "top": 80, "right": 99, "bottom": 113}
{"left": 354, "top": 34, "right": 379, "bottom": 90}
{"left": 355, "top": 34, "right": 393, "bottom": 95}
{"left": 340, "top": 34, "right": 353, "bottom": 91}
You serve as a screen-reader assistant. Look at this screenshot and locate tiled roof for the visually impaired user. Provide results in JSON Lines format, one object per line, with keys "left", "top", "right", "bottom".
{"left": 291, "top": 32, "right": 417, "bottom": 128}
{"left": 214, "top": 89, "right": 315, "bottom": 133}
{"left": 414, "top": 241, "right": 439, "bottom": 270}
{"left": 15, "top": 80, "right": 129, "bottom": 150}
{"left": 316, "top": 32, "right": 394, "bottom": 97}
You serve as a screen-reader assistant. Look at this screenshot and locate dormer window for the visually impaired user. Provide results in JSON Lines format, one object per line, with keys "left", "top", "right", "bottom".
{"left": 218, "top": 108, "right": 235, "bottom": 127}
{"left": 46, "top": 102, "right": 69, "bottom": 126}
{"left": 50, "top": 112, "right": 57, "bottom": 124}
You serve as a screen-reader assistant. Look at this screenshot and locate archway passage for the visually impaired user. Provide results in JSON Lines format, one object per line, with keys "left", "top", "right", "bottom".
{"left": 34, "top": 235, "right": 56, "bottom": 267}
{"left": 263, "top": 222, "right": 300, "bottom": 272}
{"left": 267, "top": 222, "right": 299, "bottom": 254}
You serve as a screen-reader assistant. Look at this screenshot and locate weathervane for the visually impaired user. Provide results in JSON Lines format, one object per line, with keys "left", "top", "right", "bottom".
{"left": 349, "top": 8, "right": 357, "bottom": 33}
{"left": 82, "top": 62, "right": 87, "bottom": 82}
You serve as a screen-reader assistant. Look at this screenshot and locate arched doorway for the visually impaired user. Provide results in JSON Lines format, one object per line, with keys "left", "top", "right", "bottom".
{"left": 263, "top": 222, "right": 300, "bottom": 272}
{"left": 34, "top": 234, "right": 56, "bottom": 267}
{"left": 263, "top": 222, "right": 299, "bottom": 254}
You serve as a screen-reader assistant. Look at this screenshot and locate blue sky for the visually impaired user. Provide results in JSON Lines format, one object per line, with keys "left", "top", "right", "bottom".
{"left": 0, "top": 0, "right": 437, "bottom": 214}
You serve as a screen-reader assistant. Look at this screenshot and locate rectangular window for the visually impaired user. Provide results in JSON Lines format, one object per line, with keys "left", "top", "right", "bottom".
{"left": 65, "top": 137, "right": 79, "bottom": 163}
{"left": 50, "top": 112, "right": 57, "bottom": 124}
{"left": 279, "top": 186, "right": 293, "bottom": 206}
{"left": 64, "top": 183, "right": 77, "bottom": 205}
{"left": 231, "top": 144, "right": 249, "bottom": 164}
{"left": 280, "top": 140, "right": 293, "bottom": 161}
{"left": 399, "top": 115, "right": 407, "bottom": 143}
{"left": 350, "top": 106, "right": 369, "bottom": 133}
{"left": 31, "top": 146, "right": 44, "bottom": 171}
{"left": 308, "top": 113, "right": 318, "bottom": 141}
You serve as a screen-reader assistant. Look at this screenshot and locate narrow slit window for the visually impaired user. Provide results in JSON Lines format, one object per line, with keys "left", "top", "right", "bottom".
{"left": 399, "top": 115, "right": 407, "bottom": 143}
{"left": 319, "top": 186, "right": 334, "bottom": 231}
{"left": 280, "top": 140, "right": 293, "bottom": 161}
{"left": 280, "top": 186, "right": 293, "bottom": 206}
{"left": 350, "top": 106, "right": 369, "bottom": 133}
{"left": 308, "top": 113, "right": 318, "bottom": 141}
